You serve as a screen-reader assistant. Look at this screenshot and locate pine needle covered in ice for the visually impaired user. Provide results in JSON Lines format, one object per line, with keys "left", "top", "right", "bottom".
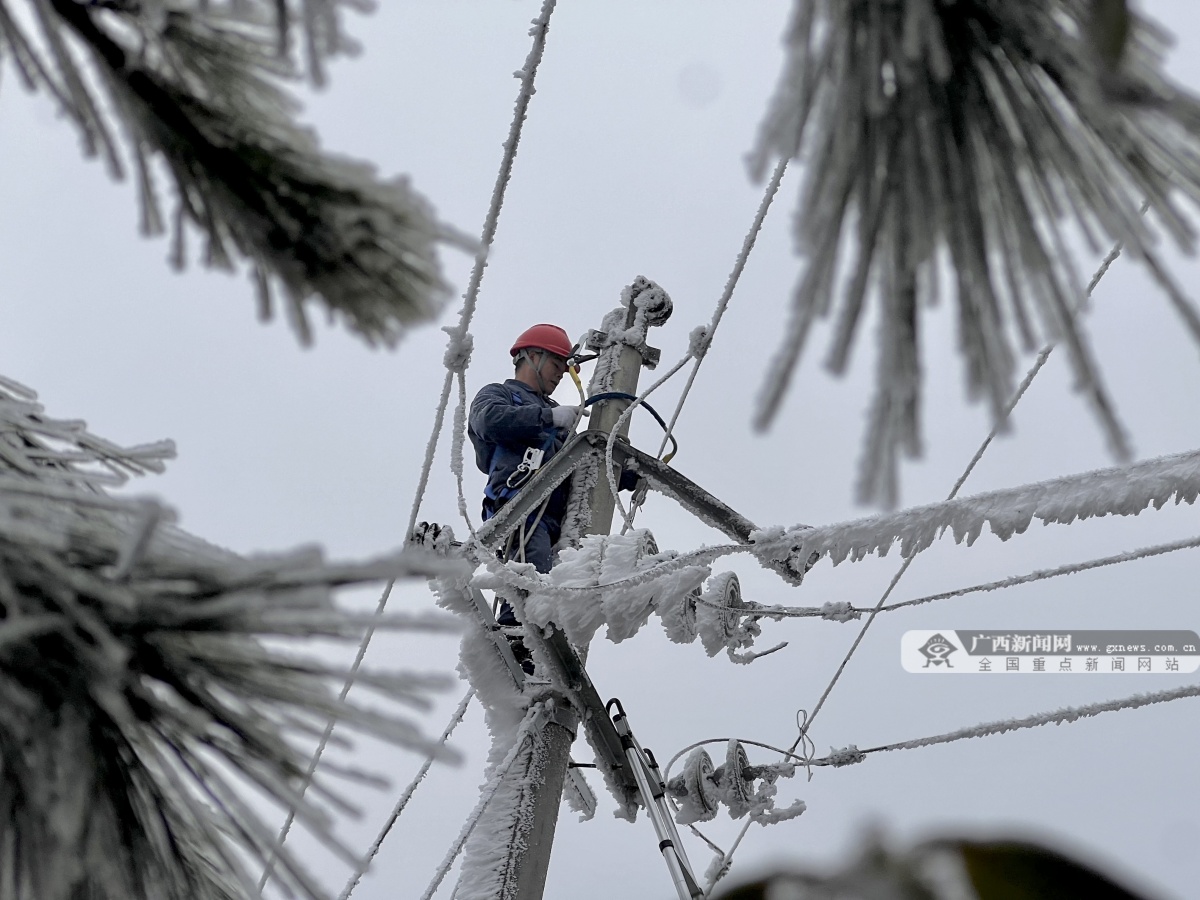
{"left": 0, "top": 379, "right": 463, "bottom": 900}
{"left": 2, "top": 0, "right": 467, "bottom": 345}
{"left": 752, "top": 0, "right": 1200, "bottom": 505}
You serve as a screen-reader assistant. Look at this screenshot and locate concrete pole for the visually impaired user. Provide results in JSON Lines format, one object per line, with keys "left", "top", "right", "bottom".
{"left": 505, "top": 286, "right": 668, "bottom": 900}
{"left": 583, "top": 301, "right": 648, "bottom": 535}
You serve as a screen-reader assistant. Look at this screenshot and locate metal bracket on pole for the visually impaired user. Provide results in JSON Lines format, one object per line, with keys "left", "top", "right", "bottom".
{"left": 474, "top": 430, "right": 818, "bottom": 586}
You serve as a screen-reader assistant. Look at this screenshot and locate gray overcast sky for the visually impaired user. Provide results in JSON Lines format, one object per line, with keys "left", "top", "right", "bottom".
{"left": 3, "top": 2, "right": 1200, "bottom": 898}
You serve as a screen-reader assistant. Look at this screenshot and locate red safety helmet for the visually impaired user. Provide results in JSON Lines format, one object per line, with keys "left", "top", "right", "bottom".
{"left": 510, "top": 324, "right": 572, "bottom": 360}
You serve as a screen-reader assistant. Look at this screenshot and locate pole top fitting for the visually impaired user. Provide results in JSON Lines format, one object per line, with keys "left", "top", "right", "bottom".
{"left": 584, "top": 276, "right": 673, "bottom": 369}
{"left": 625, "top": 275, "right": 673, "bottom": 327}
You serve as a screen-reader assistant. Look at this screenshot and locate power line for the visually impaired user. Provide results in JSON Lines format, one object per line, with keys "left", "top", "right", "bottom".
{"left": 947, "top": 235, "right": 1129, "bottom": 500}
{"left": 706, "top": 237, "right": 1132, "bottom": 895}
{"left": 257, "top": 3, "right": 559, "bottom": 888}
{"left": 407, "top": 0, "right": 560, "bottom": 540}
{"left": 879, "top": 535, "right": 1200, "bottom": 613}
{"left": 339, "top": 689, "right": 476, "bottom": 900}
{"left": 808, "top": 683, "right": 1200, "bottom": 765}
{"left": 655, "top": 157, "right": 790, "bottom": 459}
{"left": 792, "top": 236, "right": 1132, "bottom": 749}
{"left": 711, "top": 535, "right": 1200, "bottom": 621}
{"left": 421, "top": 702, "right": 548, "bottom": 900}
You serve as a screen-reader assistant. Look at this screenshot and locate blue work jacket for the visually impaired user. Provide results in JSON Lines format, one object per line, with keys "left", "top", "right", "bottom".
{"left": 468, "top": 379, "right": 571, "bottom": 524}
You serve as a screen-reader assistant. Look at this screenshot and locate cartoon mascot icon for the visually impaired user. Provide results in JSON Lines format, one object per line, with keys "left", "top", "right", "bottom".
{"left": 918, "top": 633, "right": 957, "bottom": 668}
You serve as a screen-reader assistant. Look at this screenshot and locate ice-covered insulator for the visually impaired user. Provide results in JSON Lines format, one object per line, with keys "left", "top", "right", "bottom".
{"left": 715, "top": 740, "right": 755, "bottom": 819}
{"left": 637, "top": 530, "right": 659, "bottom": 559}
{"left": 408, "top": 521, "right": 456, "bottom": 555}
{"left": 698, "top": 572, "right": 743, "bottom": 656}
{"left": 667, "top": 748, "right": 719, "bottom": 825}
{"left": 660, "top": 585, "right": 700, "bottom": 644}
{"left": 628, "top": 275, "right": 673, "bottom": 327}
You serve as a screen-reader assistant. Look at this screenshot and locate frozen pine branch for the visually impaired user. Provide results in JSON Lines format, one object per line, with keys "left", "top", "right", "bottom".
{"left": 752, "top": 0, "right": 1200, "bottom": 505}
{"left": 0, "top": 375, "right": 175, "bottom": 488}
{"left": 1, "top": 0, "right": 468, "bottom": 345}
{"left": 0, "top": 379, "right": 465, "bottom": 900}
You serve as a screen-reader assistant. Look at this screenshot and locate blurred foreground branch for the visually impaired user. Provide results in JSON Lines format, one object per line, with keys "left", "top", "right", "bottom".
{"left": 1, "top": 0, "right": 469, "bottom": 344}
{"left": 753, "top": 0, "right": 1200, "bottom": 506}
{"left": 0, "top": 376, "right": 464, "bottom": 900}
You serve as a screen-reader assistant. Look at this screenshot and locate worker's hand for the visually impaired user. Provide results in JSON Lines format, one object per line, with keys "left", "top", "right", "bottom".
{"left": 551, "top": 405, "right": 581, "bottom": 429}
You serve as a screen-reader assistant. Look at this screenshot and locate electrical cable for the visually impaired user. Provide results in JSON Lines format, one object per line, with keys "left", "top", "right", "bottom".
{"left": 656, "top": 157, "right": 790, "bottom": 459}
{"left": 705, "top": 235, "right": 1133, "bottom": 895}
{"left": 878, "top": 535, "right": 1200, "bottom": 613}
{"left": 338, "top": 688, "right": 476, "bottom": 900}
{"left": 786, "top": 238, "right": 1134, "bottom": 758}
{"left": 583, "top": 391, "right": 680, "bottom": 462}
{"left": 610, "top": 159, "right": 789, "bottom": 537}
{"left": 419, "top": 705, "right": 545, "bottom": 900}
{"left": 257, "top": 3, "right": 559, "bottom": 888}
{"left": 597, "top": 352, "right": 695, "bottom": 532}
{"left": 808, "top": 683, "right": 1200, "bottom": 765}
{"left": 692, "top": 535, "right": 1200, "bottom": 622}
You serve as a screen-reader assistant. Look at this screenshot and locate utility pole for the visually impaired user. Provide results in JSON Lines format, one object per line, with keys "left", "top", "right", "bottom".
{"left": 500, "top": 279, "right": 672, "bottom": 900}
{"left": 452, "top": 275, "right": 807, "bottom": 897}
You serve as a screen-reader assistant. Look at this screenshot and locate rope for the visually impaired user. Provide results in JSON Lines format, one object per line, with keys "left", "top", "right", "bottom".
{"left": 338, "top": 688, "right": 476, "bottom": 900}
{"left": 657, "top": 157, "right": 790, "bottom": 459}
{"left": 419, "top": 705, "right": 546, "bottom": 900}
{"left": 257, "top": 4, "right": 558, "bottom": 887}
{"left": 706, "top": 236, "right": 1131, "bottom": 895}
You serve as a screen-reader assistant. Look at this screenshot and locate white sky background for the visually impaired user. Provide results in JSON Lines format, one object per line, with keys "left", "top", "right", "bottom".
{"left": 3, "top": 2, "right": 1200, "bottom": 898}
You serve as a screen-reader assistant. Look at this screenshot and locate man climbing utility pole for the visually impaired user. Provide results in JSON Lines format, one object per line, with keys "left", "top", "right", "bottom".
{"left": 505, "top": 280, "right": 672, "bottom": 900}
{"left": 468, "top": 323, "right": 582, "bottom": 673}
{"left": 457, "top": 279, "right": 673, "bottom": 900}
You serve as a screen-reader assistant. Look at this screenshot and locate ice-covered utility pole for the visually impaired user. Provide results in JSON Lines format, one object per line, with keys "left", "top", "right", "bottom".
{"left": 503, "top": 280, "right": 673, "bottom": 900}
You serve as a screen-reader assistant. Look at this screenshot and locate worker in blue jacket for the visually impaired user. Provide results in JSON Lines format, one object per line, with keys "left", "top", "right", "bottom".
{"left": 469, "top": 323, "right": 583, "bottom": 587}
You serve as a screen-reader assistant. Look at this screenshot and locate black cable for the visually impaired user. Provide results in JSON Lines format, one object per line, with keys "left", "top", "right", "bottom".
{"left": 582, "top": 392, "right": 680, "bottom": 461}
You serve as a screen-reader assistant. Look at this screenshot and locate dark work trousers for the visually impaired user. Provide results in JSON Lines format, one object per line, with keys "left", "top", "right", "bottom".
{"left": 494, "top": 511, "right": 555, "bottom": 626}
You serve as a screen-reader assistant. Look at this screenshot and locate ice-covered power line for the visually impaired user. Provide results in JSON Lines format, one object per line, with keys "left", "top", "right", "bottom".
{"left": 709, "top": 236, "right": 1153, "bottom": 891}
{"left": 339, "top": 689, "right": 477, "bottom": 900}
{"left": 260, "top": 2, "right": 559, "bottom": 885}
{"left": 654, "top": 158, "right": 790, "bottom": 459}
{"left": 406, "top": 0, "right": 559, "bottom": 541}
{"left": 423, "top": 701, "right": 552, "bottom": 900}
{"left": 880, "top": 535, "right": 1200, "bottom": 613}
{"left": 750, "top": 447, "right": 1200, "bottom": 569}
{"left": 716, "top": 535, "right": 1200, "bottom": 621}
{"left": 947, "top": 235, "right": 1131, "bottom": 501}
{"left": 482, "top": 445, "right": 1200, "bottom": 609}
{"left": 804, "top": 684, "right": 1200, "bottom": 766}
{"left": 761, "top": 239, "right": 1141, "bottom": 767}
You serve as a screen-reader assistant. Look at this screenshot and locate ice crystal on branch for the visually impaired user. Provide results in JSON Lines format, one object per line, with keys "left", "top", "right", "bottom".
{"left": 2, "top": 0, "right": 468, "bottom": 345}
{"left": 0, "top": 379, "right": 463, "bottom": 900}
{"left": 752, "top": 0, "right": 1200, "bottom": 505}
